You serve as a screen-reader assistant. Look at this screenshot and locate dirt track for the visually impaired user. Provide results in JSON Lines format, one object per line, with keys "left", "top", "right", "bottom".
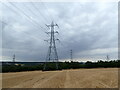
{"left": 2, "top": 68, "right": 118, "bottom": 88}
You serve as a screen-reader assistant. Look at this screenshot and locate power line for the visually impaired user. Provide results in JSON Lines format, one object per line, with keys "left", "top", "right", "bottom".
{"left": 1, "top": 2, "right": 45, "bottom": 37}
{"left": 1, "top": 17, "right": 41, "bottom": 41}
{"left": 1, "top": 2, "right": 20, "bottom": 16}
{"left": 23, "top": 3, "right": 39, "bottom": 19}
{"left": 40, "top": 1, "right": 54, "bottom": 22}
{"left": 1, "top": 2, "right": 43, "bottom": 32}
{"left": 41, "top": 1, "right": 60, "bottom": 24}
{"left": 22, "top": 2, "right": 48, "bottom": 26}
{"left": 8, "top": 2, "right": 46, "bottom": 31}
{"left": 30, "top": 2, "right": 49, "bottom": 24}
{"left": 40, "top": 1, "right": 62, "bottom": 45}
{"left": 1, "top": 2, "right": 50, "bottom": 43}
{"left": 2, "top": 1, "right": 48, "bottom": 37}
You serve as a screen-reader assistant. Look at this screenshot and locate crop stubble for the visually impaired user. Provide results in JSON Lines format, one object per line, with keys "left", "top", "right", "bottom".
{"left": 2, "top": 68, "right": 118, "bottom": 88}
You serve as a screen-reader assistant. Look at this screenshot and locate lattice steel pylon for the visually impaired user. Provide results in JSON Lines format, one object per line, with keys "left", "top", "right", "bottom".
{"left": 43, "top": 21, "right": 59, "bottom": 70}
{"left": 13, "top": 54, "right": 15, "bottom": 65}
{"left": 106, "top": 55, "right": 110, "bottom": 61}
{"left": 70, "top": 50, "right": 73, "bottom": 62}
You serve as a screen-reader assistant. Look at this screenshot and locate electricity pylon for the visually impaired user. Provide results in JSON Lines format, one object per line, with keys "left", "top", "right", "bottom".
{"left": 43, "top": 21, "right": 59, "bottom": 70}
{"left": 13, "top": 54, "right": 15, "bottom": 65}
{"left": 106, "top": 55, "right": 110, "bottom": 61}
{"left": 70, "top": 50, "right": 73, "bottom": 62}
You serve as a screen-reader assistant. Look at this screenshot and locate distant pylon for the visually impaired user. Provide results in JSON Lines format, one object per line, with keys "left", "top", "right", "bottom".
{"left": 70, "top": 50, "right": 73, "bottom": 62}
{"left": 44, "top": 21, "right": 59, "bottom": 70}
{"left": 106, "top": 55, "right": 110, "bottom": 61}
{"left": 13, "top": 54, "right": 15, "bottom": 64}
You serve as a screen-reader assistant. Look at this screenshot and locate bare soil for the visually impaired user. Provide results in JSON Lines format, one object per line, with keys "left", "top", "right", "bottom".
{"left": 2, "top": 68, "right": 118, "bottom": 88}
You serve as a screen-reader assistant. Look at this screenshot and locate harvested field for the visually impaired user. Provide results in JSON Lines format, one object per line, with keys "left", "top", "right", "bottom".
{"left": 2, "top": 68, "right": 118, "bottom": 88}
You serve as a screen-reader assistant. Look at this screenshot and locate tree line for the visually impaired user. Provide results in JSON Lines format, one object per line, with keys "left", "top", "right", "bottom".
{"left": 2, "top": 60, "right": 120, "bottom": 72}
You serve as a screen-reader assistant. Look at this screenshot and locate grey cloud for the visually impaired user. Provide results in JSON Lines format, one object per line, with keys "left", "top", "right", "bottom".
{"left": 1, "top": 2, "right": 118, "bottom": 61}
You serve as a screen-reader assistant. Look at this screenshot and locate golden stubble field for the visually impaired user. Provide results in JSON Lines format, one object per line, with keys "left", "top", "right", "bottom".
{"left": 2, "top": 68, "right": 118, "bottom": 88}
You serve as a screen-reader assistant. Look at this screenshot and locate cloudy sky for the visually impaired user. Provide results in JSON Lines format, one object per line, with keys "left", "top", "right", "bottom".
{"left": 0, "top": 0, "right": 118, "bottom": 62}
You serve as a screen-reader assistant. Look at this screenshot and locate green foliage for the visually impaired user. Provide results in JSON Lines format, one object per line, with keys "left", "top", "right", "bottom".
{"left": 2, "top": 64, "right": 43, "bottom": 73}
{"left": 2, "top": 60, "right": 120, "bottom": 73}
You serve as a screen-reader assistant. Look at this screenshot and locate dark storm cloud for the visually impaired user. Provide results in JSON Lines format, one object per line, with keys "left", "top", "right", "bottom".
{"left": 1, "top": 1, "right": 118, "bottom": 61}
